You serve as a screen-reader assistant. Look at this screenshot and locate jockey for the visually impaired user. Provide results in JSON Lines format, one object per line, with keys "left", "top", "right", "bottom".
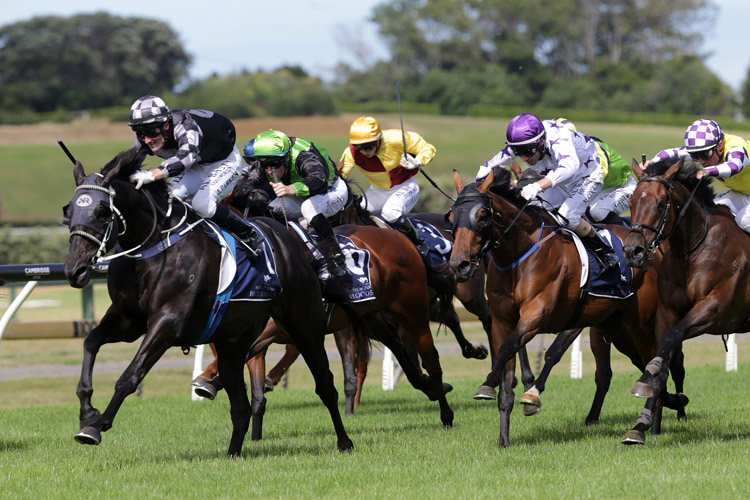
{"left": 553, "top": 118, "right": 635, "bottom": 226}
{"left": 476, "top": 113, "right": 619, "bottom": 271}
{"left": 126, "top": 95, "right": 253, "bottom": 241}
{"left": 338, "top": 115, "right": 436, "bottom": 257}
{"left": 242, "top": 129, "right": 350, "bottom": 280}
{"left": 646, "top": 118, "right": 750, "bottom": 233}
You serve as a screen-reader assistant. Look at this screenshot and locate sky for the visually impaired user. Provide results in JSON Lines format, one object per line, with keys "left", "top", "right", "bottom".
{"left": 1, "top": 0, "right": 748, "bottom": 92}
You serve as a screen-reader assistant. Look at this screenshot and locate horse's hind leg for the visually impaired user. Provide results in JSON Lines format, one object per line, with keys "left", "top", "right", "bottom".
{"left": 333, "top": 327, "right": 359, "bottom": 415}
{"left": 584, "top": 328, "right": 612, "bottom": 425}
{"left": 246, "top": 350, "right": 268, "bottom": 441}
{"left": 192, "top": 343, "right": 219, "bottom": 386}
{"left": 283, "top": 316, "right": 353, "bottom": 453}
{"left": 215, "top": 341, "right": 252, "bottom": 457}
{"left": 354, "top": 331, "right": 371, "bottom": 409}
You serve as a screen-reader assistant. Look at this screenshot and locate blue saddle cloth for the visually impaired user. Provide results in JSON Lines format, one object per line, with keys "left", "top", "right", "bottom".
{"left": 335, "top": 234, "right": 375, "bottom": 303}
{"left": 197, "top": 222, "right": 282, "bottom": 344}
{"left": 586, "top": 229, "right": 633, "bottom": 299}
{"left": 412, "top": 219, "right": 453, "bottom": 269}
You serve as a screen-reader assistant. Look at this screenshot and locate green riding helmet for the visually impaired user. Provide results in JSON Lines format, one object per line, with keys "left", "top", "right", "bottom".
{"left": 245, "top": 129, "right": 291, "bottom": 159}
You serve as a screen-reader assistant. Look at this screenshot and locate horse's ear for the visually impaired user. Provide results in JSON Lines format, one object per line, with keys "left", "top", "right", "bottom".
{"left": 664, "top": 158, "right": 682, "bottom": 181}
{"left": 73, "top": 161, "right": 86, "bottom": 186}
{"left": 632, "top": 158, "right": 647, "bottom": 181}
{"left": 102, "top": 160, "right": 122, "bottom": 185}
{"left": 453, "top": 170, "right": 465, "bottom": 194}
{"left": 478, "top": 169, "right": 494, "bottom": 194}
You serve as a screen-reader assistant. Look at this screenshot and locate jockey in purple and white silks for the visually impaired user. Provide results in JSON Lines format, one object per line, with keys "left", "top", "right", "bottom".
{"left": 126, "top": 94, "right": 254, "bottom": 242}
{"left": 475, "top": 113, "right": 619, "bottom": 271}
{"left": 647, "top": 118, "right": 750, "bottom": 233}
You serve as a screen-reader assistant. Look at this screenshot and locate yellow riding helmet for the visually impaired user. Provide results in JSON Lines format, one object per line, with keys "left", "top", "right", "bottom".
{"left": 349, "top": 116, "right": 382, "bottom": 144}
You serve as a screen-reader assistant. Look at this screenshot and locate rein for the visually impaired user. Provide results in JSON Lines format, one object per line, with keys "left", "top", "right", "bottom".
{"left": 629, "top": 176, "right": 708, "bottom": 257}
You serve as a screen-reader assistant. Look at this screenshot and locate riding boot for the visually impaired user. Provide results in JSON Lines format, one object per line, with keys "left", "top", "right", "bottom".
{"left": 309, "top": 214, "right": 348, "bottom": 277}
{"left": 580, "top": 227, "right": 619, "bottom": 272}
{"left": 212, "top": 204, "right": 261, "bottom": 254}
{"left": 599, "top": 211, "right": 629, "bottom": 227}
{"left": 390, "top": 215, "right": 430, "bottom": 258}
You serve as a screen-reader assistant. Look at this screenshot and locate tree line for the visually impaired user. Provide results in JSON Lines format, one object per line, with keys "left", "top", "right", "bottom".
{"left": 0, "top": 2, "right": 747, "bottom": 125}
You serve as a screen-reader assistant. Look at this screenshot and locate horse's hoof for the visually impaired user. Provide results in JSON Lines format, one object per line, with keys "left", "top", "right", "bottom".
{"left": 191, "top": 375, "right": 211, "bottom": 387}
{"left": 473, "top": 385, "right": 497, "bottom": 400}
{"left": 631, "top": 381, "right": 655, "bottom": 398}
{"left": 263, "top": 376, "right": 275, "bottom": 393}
{"left": 621, "top": 430, "right": 646, "bottom": 445}
{"left": 443, "top": 382, "right": 453, "bottom": 395}
{"left": 193, "top": 382, "right": 217, "bottom": 400}
{"left": 74, "top": 426, "right": 101, "bottom": 446}
{"left": 338, "top": 439, "right": 354, "bottom": 453}
{"left": 520, "top": 391, "right": 541, "bottom": 407}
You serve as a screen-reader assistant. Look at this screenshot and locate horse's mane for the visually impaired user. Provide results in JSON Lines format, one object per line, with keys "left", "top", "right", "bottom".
{"left": 100, "top": 147, "right": 148, "bottom": 179}
{"left": 645, "top": 157, "right": 716, "bottom": 206}
{"left": 487, "top": 167, "right": 525, "bottom": 205}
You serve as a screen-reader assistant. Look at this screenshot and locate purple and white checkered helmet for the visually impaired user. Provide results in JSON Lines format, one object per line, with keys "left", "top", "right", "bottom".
{"left": 684, "top": 119, "right": 723, "bottom": 152}
{"left": 506, "top": 113, "right": 545, "bottom": 145}
{"left": 128, "top": 95, "right": 172, "bottom": 127}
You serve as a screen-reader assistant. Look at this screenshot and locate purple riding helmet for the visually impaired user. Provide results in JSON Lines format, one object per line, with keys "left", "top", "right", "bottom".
{"left": 684, "top": 119, "right": 724, "bottom": 152}
{"left": 506, "top": 113, "right": 546, "bottom": 157}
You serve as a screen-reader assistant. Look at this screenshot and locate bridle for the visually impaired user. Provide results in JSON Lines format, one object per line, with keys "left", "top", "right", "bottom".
{"left": 67, "top": 179, "right": 190, "bottom": 266}
{"left": 629, "top": 175, "right": 708, "bottom": 257}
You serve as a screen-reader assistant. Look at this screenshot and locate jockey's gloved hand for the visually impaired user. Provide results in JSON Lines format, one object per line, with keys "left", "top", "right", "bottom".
{"left": 129, "top": 170, "right": 155, "bottom": 190}
{"left": 401, "top": 154, "right": 422, "bottom": 170}
{"left": 520, "top": 182, "right": 543, "bottom": 201}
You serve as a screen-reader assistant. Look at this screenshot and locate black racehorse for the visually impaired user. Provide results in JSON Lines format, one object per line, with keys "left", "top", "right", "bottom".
{"left": 63, "top": 148, "right": 352, "bottom": 456}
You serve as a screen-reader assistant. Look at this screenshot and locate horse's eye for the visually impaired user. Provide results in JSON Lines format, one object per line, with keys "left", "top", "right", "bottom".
{"left": 656, "top": 199, "right": 667, "bottom": 211}
{"left": 477, "top": 210, "right": 492, "bottom": 227}
{"left": 94, "top": 204, "right": 112, "bottom": 223}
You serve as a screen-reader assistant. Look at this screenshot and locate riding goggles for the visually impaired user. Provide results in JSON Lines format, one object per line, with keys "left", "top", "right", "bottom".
{"left": 256, "top": 156, "right": 287, "bottom": 170}
{"left": 354, "top": 141, "right": 379, "bottom": 152}
{"left": 132, "top": 124, "right": 164, "bottom": 139}
{"left": 509, "top": 142, "right": 542, "bottom": 157}
{"left": 689, "top": 148, "right": 715, "bottom": 161}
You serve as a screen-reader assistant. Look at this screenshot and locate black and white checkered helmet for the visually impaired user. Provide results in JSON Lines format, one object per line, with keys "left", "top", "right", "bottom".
{"left": 128, "top": 95, "right": 172, "bottom": 127}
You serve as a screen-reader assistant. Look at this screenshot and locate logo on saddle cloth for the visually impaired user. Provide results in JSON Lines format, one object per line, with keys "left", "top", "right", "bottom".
{"left": 412, "top": 220, "right": 452, "bottom": 268}
{"left": 334, "top": 235, "right": 376, "bottom": 303}
{"left": 197, "top": 222, "right": 283, "bottom": 344}
{"left": 572, "top": 229, "right": 633, "bottom": 299}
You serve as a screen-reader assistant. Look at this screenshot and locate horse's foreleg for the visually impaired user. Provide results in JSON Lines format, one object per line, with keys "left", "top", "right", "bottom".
{"left": 192, "top": 343, "right": 219, "bottom": 386}
{"left": 75, "top": 328, "right": 171, "bottom": 446}
{"left": 333, "top": 328, "right": 359, "bottom": 415}
{"left": 247, "top": 350, "right": 267, "bottom": 441}
{"left": 621, "top": 396, "right": 659, "bottom": 445}
{"left": 76, "top": 309, "right": 142, "bottom": 430}
{"left": 436, "top": 302, "right": 488, "bottom": 360}
{"left": 666, "top": 344, "right": 689, "bottom": 420}
{"left": 585, "top": 329, "right": 612, "bottom": 425}
{"left": 520, "top": 329, "right": 582, "bottom": 416}
{"left": 407, "top": 324, "right": 454, "bottom": 427}
{"left": 265, "top": 344, "right": 301, "bottom": 391}
{"left": 497, "top": 357, "right": 517, "bottom": 448}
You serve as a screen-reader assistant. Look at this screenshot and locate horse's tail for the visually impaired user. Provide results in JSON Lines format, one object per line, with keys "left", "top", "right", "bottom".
{"left": 335, "top": 302, "right": 368, "bottom": 341}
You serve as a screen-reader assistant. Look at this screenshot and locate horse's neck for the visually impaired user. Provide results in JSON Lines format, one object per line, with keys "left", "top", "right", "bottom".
{"left": 668, "top": 187, "right": 712, "bottom": 258}
{"left": 490, "top": 198, "right": 547, "bottom": 266}
{"left": 115, "top": 185, "right": 186, "bottom": 248}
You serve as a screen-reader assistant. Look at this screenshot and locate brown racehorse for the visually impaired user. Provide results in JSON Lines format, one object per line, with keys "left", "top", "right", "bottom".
{"left": 623, "top": 157, "right": 750, "bottom": 443}
{"left": 196, "top": 223, "right": 455, "bottom": 440}
{"left": 447, "top": 168, "right": 687, "bottom": 447}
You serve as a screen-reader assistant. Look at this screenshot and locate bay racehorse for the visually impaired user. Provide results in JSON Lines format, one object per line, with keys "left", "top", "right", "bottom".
{"left": 447, "top": 168, "right": 687, "bottom": 447}
{"left": 195, "top": 221, "right": 455, "bottom": 435}
{"left": 623, "top": 157, "right": 750, "bottom": 443}
{"left": 63, "top": 148, "right": 352, "bottom": 456}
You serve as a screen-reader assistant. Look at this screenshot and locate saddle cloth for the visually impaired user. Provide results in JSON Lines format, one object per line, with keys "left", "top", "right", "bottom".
{"left": 412, "top": 219, "right": 453, "bottom": 269}
{"left": 567, "top": 228, "right": 633, "bottom": 299}
{"left": 288, "top": 222, "right": 376, "bottom": 303}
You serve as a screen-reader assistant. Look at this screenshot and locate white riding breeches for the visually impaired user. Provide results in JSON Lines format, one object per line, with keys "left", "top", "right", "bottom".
{"left": 715, "top": 189, "right": 750, "bottom": 233}
{"left": 269, "top": 176, "right": 349, "bottom": 223}
{"left": 589, "top": 175, "right": 636, "bottom": 222}
{"left": 536, "top": 168, "right": 603, "bottom": 229}
{"left": 360, "top": 177, "right": 420, "bottom": 222}
{"left": 169, "top": 147, "right": 243, "bottom": 218}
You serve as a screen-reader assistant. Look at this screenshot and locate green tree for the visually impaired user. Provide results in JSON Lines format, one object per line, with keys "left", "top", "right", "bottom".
{"left": 0, "top": 13, "right": 190, "bottom": 113}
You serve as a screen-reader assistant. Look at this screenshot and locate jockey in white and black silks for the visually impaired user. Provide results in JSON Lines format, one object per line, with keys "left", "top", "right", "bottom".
{"left": 475, "top": 113, "right": 619, "bottom": 271}
{"left": 126, "top": 94, "right": 254, "bottom": 241}
{"left": 647, "top": 118, "right": 750, "bottom": 233}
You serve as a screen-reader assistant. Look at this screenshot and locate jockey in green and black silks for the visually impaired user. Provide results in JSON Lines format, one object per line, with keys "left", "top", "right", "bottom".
{"left": 242, "top": 129, "right": 351, "bottom": 298}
